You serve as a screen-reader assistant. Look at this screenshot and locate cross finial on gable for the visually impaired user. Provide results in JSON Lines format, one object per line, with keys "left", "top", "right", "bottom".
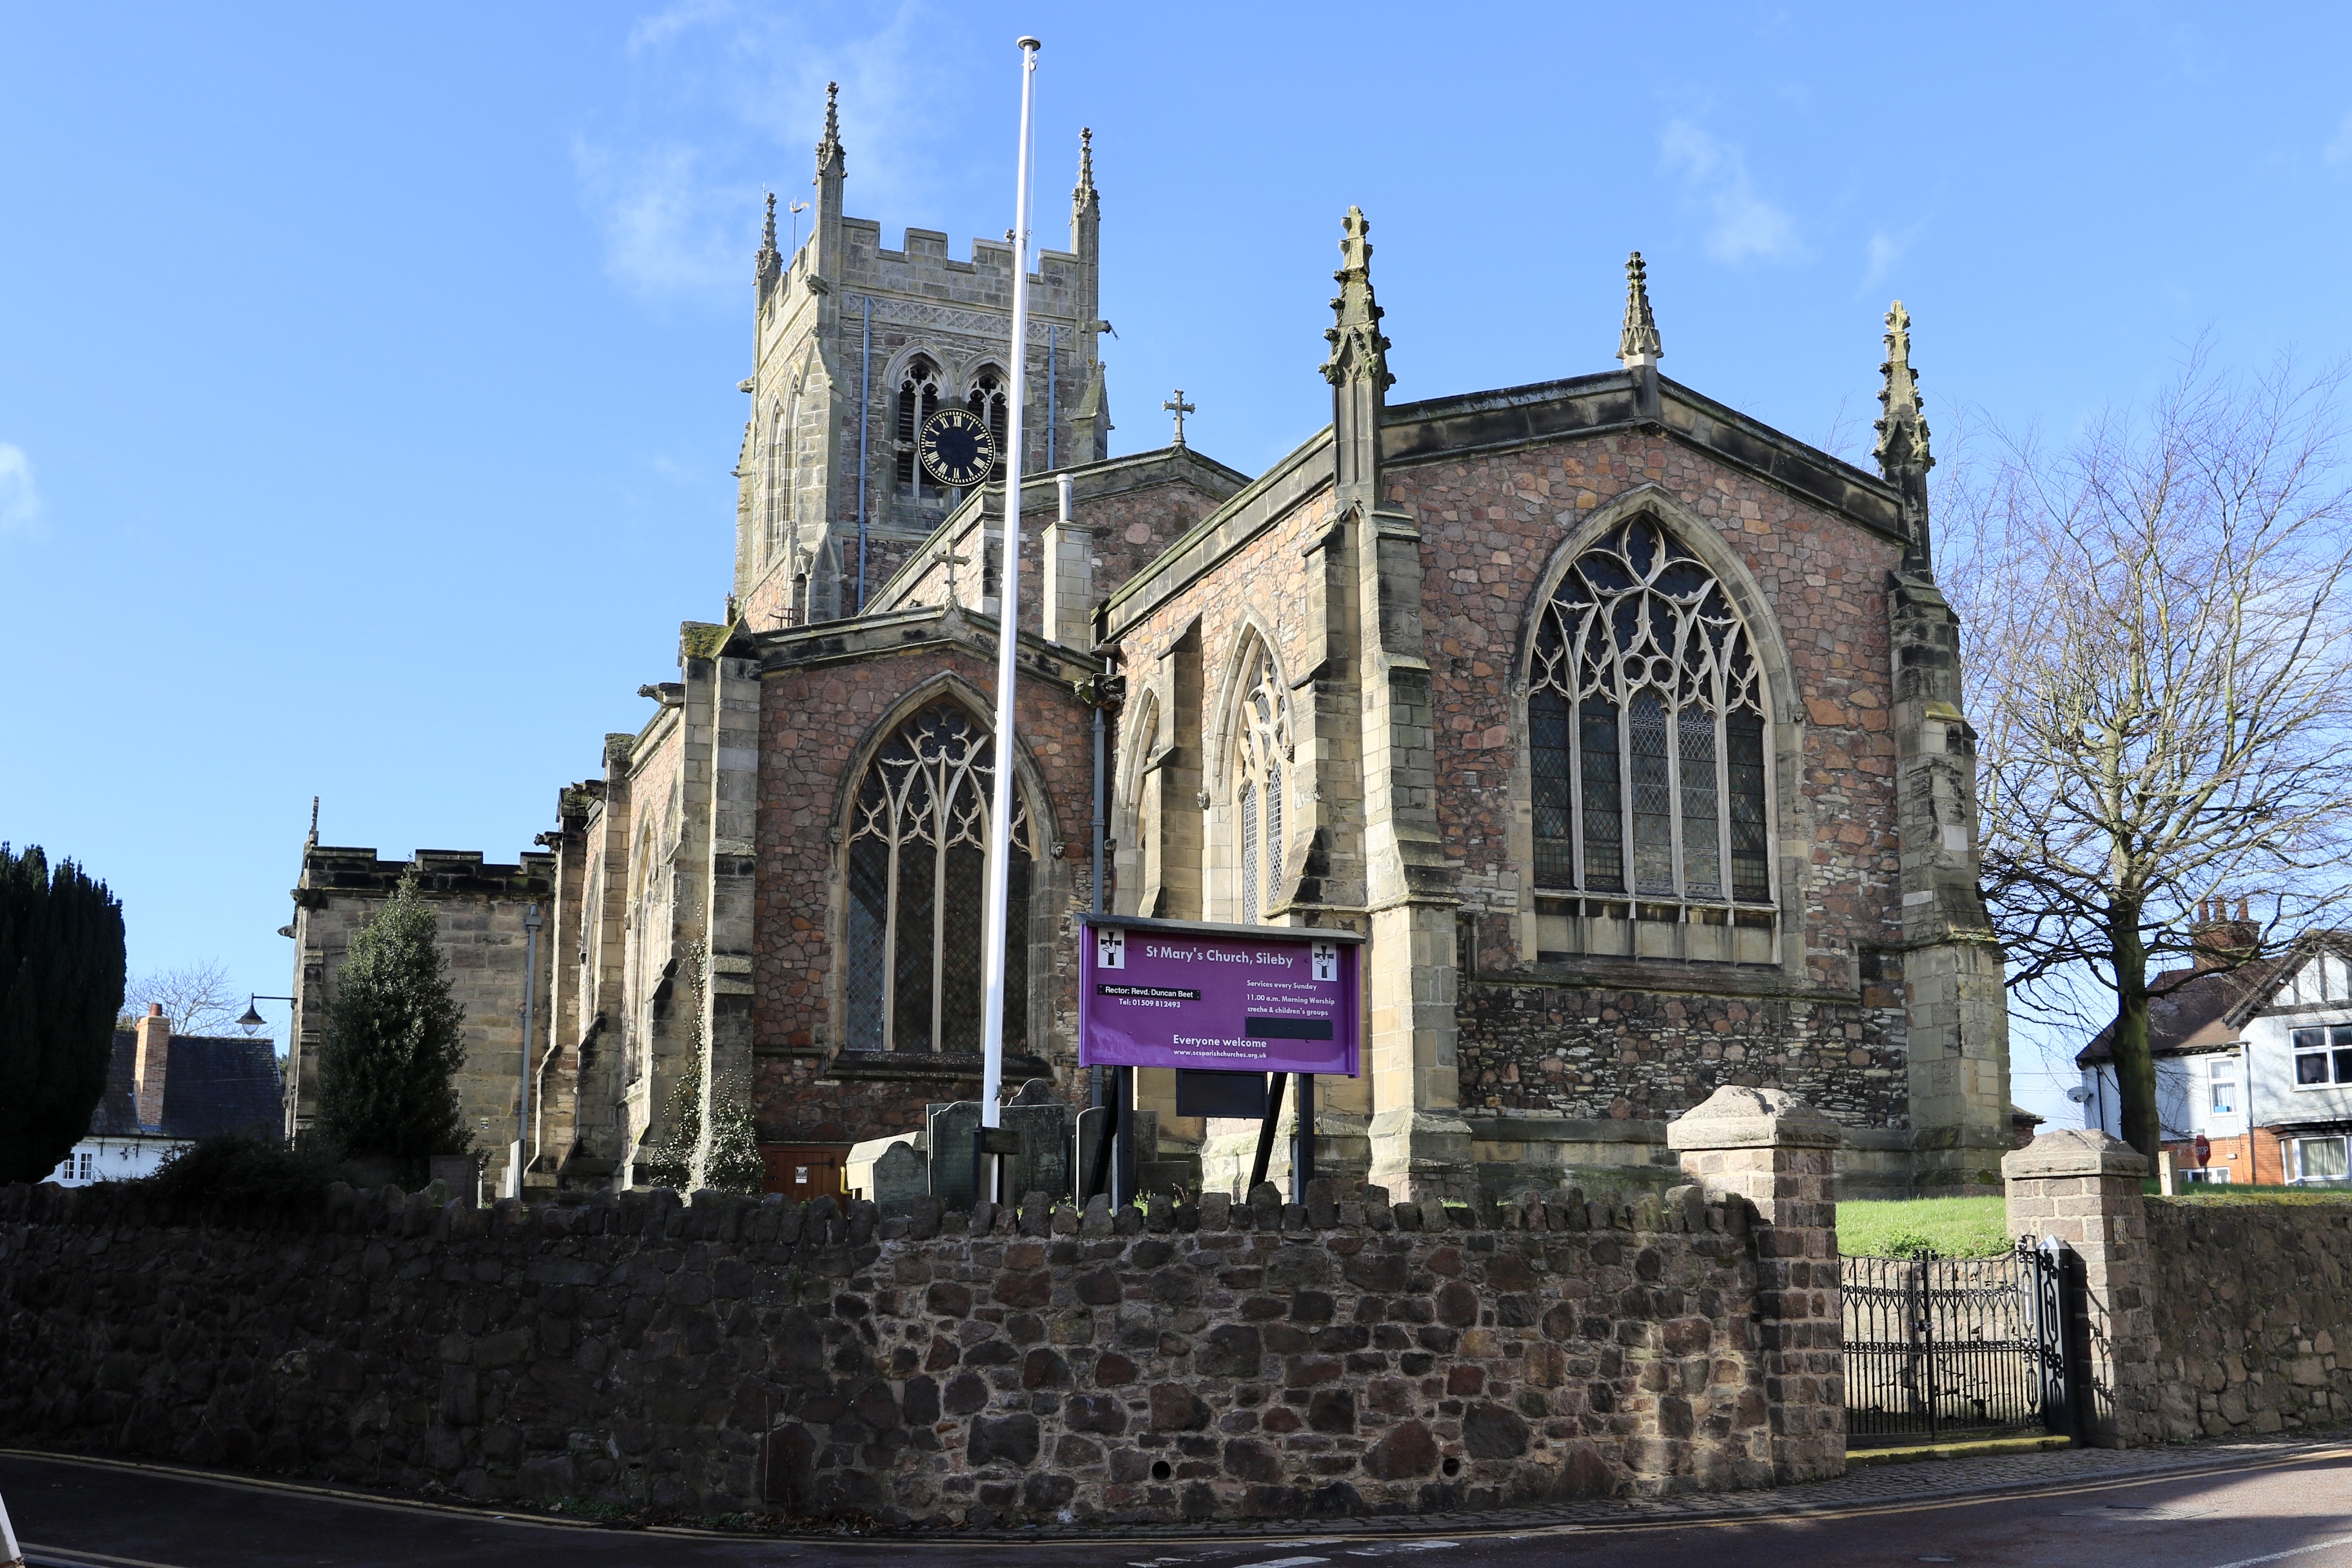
{"left": 1162, "top": 389, "right": 1195, "bottom": 448}
{"left": 1617, "top": 251, "right": 1662, "bottom": 368}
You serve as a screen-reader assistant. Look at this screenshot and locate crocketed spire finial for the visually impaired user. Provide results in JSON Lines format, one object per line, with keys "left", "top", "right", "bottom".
{"left": 1618, "top": 251, "right": 1662, "bottom": 367}
{"left": 815, "top": 81, "right": 843, "bottom": 175}
{"left": 1320, "top": 206, "right": 1393, "bottom": 391}
{"left": 755, "top": 191, "right": 781, "bottom": 288}
{"left": 1073, "top": 126, "right": 1096, "bottom": 210}
{"left": 1874, "top": 300, "right": 1932, "bottom": 476}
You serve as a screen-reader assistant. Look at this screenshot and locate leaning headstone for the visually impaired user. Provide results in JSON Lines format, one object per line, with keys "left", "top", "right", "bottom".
{"left": 871, "top": 1142, "right": 925, "bottom": 1219}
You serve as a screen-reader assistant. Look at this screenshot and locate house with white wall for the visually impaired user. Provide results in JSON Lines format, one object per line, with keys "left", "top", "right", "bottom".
{"left": 2077, "top": 916, "right": 2352, "bottom": 1186}
{"left": 46, "top": 1004, "right": 282, "bottom": 1186}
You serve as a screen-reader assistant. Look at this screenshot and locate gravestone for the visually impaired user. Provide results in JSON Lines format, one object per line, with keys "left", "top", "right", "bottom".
{"left": 926, "top": 1101, "right": 982, "bottom": 1211}
{"left": 927, "top": 1095, "right": 1073, "bottom": 1207}
{"left": 870, "top": 1142, "right": 926, "bottom": 1219}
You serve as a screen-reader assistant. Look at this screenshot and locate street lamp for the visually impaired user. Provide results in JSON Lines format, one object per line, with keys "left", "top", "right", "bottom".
{"left": 239, "top": 995, "right": 295, "bottom": 1034}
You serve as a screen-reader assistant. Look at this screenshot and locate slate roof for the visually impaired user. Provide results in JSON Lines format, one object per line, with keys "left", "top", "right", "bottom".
{"left": 2073, "top": 931, "right": 2352, "bottom": 1067}
{"left": 83, "top": 1030, "right": 282, "bottom": 1141}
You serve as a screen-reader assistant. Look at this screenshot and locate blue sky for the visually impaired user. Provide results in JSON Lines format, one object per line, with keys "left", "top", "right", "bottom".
{"left": 5, "top": 3, "right": 2349, "bottom": 1130}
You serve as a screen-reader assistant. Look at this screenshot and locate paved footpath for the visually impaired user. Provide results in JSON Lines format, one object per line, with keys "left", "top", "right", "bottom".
{"left": 3, "top": 1434, "right": 2349, "bottom": 1568}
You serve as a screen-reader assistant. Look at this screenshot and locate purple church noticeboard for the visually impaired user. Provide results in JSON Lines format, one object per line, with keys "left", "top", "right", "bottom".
{"left": 1078, "top": 917, "right": 1360, "bottom": 1077}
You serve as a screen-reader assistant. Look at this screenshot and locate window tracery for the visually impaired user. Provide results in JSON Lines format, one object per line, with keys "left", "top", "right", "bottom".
{"left": 1230, "top": 644, "right": 1290, "bottom": 923}
{"left": 895, "top": 357, "right": 944, "bottom": 496}
{"left": 843, "top": 703, "right": 1033, "bottom": 1054}
{"left": 1528, "top": 516, "right": 1770, "bottom": 906}
{"left": 966, "top": 367, "right": 1009, "bottom": 483}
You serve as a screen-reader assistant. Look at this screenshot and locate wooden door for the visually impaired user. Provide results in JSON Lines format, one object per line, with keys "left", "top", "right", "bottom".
{"left": 760, "top": 1144, "right": 845, "bottom": 1200}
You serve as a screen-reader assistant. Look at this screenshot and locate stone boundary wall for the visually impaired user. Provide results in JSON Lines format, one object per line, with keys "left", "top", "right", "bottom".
{"left": 1, "top": 1176, "right": 1792, "bottom": 1527}
{"left": 2142, "top": 1198, "right": 2352, "bottom": 1442}
{"left": 2005, "top": 1130, "right": 2352, "bottom": 1447}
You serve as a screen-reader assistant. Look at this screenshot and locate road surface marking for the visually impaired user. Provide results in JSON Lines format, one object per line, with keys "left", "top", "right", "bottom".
{"left": 2205, "top": 1536, "right": 2352, "bottom": 1568}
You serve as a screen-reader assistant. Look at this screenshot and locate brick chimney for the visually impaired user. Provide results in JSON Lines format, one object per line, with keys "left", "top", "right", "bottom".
{"left": 134, "top": 1003, "right": 170, "bottom": 1131}
{"left": 2191, "top": 897, "right": 2260, "bottom": 972}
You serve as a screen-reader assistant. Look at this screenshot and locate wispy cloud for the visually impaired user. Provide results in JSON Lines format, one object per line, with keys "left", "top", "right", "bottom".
{"left": 1862, "top": 220, "right": 1928, "bottom": 292}
{"left": 2326, "top": 109, "right": 2352, "bottom": 166}
{"left": 0, "top": 443, "right": 43, "bottom": 538}
{"left": 576, "top": 3, "right": 957, "bottom": 309}
{"left": 1660, "top": 119, "right": 1801, "bottom": 266}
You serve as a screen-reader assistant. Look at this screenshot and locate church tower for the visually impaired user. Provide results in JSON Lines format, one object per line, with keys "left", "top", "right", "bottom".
{"left": 732, "top": 88, "right": 1111, "bottom": 629}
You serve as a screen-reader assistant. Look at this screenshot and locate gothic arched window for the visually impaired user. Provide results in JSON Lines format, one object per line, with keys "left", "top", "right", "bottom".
{"left": 967, "top": 367, "right": 1009, "bottom": 482}
{"left": 1528, "top": 517, "right": 1770, "bottom": 905}
{"left": 765, "top": 403, "right": 791, "bottom": 567}
{"left": 895, "top": 358, "right": 944, "bottom": 496}
{"left": 1230, "top": 645, "right": 1290, "bottom": 923}
{"left": 844, "top": 703, "right": 1034, "bottom": 1054}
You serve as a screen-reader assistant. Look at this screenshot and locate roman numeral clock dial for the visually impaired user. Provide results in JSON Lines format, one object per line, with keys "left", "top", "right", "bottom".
{"left": 918, "top": 408, "right": 997, "bottom": 487}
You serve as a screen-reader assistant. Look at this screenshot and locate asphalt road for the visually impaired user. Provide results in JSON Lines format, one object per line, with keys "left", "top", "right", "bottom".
{"left": 3, "top": 1447, "right": 2348, "bottom": 1568}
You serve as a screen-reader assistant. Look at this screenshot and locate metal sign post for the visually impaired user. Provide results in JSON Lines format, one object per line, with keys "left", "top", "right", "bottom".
{"left": 1080, "top": 914, "right": 1362, "bottom": 1197}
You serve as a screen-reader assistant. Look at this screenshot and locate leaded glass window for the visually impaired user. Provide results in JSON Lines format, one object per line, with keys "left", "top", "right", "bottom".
{"left": 967, "top": 368, "right": 1009, "bottom": 483}
{"left": 845, "top": 704, "right": 1033, "bottom": 1053}
{"left": 1528, "top": 518, "right": 1770, "bottom": 904}
{"left": 895, "top": 357, "right": 943, "bottom": 496}
{"left": 1232, "top": 645, "right": 1290, "bottom": 922}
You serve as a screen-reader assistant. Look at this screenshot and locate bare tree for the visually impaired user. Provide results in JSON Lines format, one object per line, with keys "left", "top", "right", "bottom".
{"left": 1943, "top": 351, "right": 2352, "bottom": 1165}
{"left": 120, "top": 959, "right": 245, "bottom": 1037}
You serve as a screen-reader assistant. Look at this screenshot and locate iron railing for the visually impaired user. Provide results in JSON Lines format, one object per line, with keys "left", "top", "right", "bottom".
{"left": 1841, "top": 1240, "right": 2070, "bottom": 1446}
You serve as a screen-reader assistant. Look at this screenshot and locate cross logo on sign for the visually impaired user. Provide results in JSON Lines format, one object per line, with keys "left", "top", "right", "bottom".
{"left": 1311, "top": 941, "right": 1338, "bottom": 981}
{"left": 1096, "top": 927, "right": 1126, "bottom": 969}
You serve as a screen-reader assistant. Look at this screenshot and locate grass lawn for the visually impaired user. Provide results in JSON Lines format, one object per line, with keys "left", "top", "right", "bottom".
{"left": 2146, "top": 1183, "right": 2352, "bottom": 1206}
{"left": 1838, "top": 1196, "right": 2012, "bottom": 1259}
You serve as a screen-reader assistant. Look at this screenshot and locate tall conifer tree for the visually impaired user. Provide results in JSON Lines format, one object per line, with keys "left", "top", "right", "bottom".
{"left": 0, "top": 844, "right": 127, "bottom": 1183}
{"left": 318, "top": 872, "right": 469, "bottom": 1162}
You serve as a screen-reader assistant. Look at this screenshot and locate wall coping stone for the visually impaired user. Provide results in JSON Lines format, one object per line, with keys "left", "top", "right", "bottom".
{"left": 1665, "top": 1086, "right": 1844, "bottom": 1152}
{"left": 2001, "top": 1128, "right": 2148, "bottom": 1181}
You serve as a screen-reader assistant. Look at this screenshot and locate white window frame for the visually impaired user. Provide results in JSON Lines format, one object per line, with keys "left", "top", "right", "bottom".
{"left": 2290, "top": 1133, "right": 2351, "bottom": 1184}
{"left": 2207, "top": 1054, "right": 2240, "bottom": 1118}
{"left": 2289, "top": 1023, "right": 2352, "bottom": 1091}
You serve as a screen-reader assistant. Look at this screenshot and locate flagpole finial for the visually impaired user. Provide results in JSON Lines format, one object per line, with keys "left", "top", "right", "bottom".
{"left": 1017, "top": 34, "right": 1041, "bottom": 50}
{"left": 1617, "top": 251, "right": 1662, "bottom": 368}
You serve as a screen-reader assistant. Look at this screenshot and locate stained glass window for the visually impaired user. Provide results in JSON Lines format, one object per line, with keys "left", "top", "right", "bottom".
{"left": 1232, "top": 645, "right": 1291, "bottom": 922}
{"left": 1527, "top": 517, "right": 1770, "bottom": 905}
{"left": 844, "top": 704, "right": 1033, "bottom": 1053}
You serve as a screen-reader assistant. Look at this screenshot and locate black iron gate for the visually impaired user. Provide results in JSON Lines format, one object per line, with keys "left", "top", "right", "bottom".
{"left": 1841, "top": 1237, "right": 2076, "bottom": 1446}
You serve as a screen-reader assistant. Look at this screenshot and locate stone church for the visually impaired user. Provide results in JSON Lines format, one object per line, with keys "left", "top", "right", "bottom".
{"left": 280, "top": 89, "right": 2011, "bottom": 1202}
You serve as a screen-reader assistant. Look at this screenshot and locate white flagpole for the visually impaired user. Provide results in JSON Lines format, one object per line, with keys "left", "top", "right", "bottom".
{"left": 977, "top": 34, "right": 1041, "bottom": 1201}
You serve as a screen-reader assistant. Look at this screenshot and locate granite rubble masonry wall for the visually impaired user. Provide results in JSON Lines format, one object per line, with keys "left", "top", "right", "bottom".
{"left": 2142, "top": 1198, "right": 2352, "bottom": 1440}
{"left": 2010, "top": 1132, "right": 2352, "bottom": 1445}
{"left": 0, "top": 1162, "right": 1834, "bottom": 1525}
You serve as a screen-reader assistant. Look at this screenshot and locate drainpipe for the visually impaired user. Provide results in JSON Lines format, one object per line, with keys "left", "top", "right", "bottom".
{"left": 511, "top": 903, "right": 542, "bottom": 1200}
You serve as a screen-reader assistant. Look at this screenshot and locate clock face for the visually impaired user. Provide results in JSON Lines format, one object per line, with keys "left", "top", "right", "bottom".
{"left": 919, "top": 407, "right": 997, "bottom": 487}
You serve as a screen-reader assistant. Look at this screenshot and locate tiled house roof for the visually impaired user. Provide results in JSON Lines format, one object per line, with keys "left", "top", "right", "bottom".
{"left": 83, "top": 1030, "right": 282, "bottom": 1141}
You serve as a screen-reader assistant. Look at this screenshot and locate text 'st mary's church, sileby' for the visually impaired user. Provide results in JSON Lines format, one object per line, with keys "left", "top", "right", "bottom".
{"left": 279, "top": 85, "right": 2012, "bottom": 1204}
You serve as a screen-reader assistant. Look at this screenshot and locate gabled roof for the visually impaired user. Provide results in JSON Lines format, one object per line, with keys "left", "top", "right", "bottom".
{"left": 84, "top": 1031, "right": 282, "bottom": 1142}
{"left": 2073, "top": 928, "right": 2352, "bottom": 1066}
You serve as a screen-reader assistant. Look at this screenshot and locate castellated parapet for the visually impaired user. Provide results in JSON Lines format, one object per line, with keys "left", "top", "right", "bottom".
{"left": 282, "top": 846, "right": 556, "bottom": 1199}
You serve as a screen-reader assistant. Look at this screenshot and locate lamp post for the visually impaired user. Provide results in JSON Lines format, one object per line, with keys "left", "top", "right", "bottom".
{"left": 239, "top": 995, "right": 296, "bottom": 1035}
